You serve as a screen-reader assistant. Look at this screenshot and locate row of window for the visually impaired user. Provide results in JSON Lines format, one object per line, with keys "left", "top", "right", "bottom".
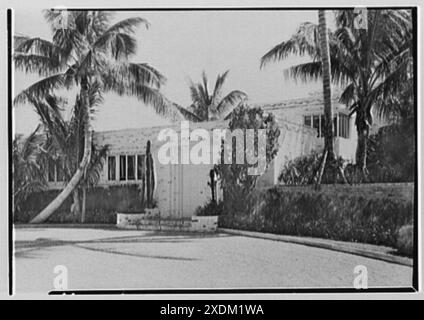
{"left": 108, "top": 154, "right": 146, "bottom": 181}
{"left": 46, "top": 155, "right": 147, "bottom": 183}
{"left": 304, "top": 113, "right": 350, "bottom": 139}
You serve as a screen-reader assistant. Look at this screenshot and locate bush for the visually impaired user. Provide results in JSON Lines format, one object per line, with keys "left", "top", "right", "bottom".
{"left": 278, "top": 152, "right": 346, "bottom": 185}
{"left": 367, "top": 123, "right": 415, "bottom": 183}
{"left": 195, "top": 201, "right": 224, "bottom": 216}
{"left": 396, "top": 224, "right": 413, "bottom": 256}
{"left": 220, "top": 185, "right": 414, "bottom": 248}
{"left": 279, "top": 121, "right": 416, "bottom": 184}
{"left": 215, "top": 104, "right": 280, "bottom": 217}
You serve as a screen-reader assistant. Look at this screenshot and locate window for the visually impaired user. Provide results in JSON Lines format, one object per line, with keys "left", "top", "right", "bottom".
{"left": 339, "top": 114, "right": 350, "bottom": 138}
{"left": 137, "top": 155, "right": 145, "bottom": 180}
{"left": 119, "top": 155, "right": 126, "bottom": 181}
{"left": 116, "top": 154, "right": 146, "bottom": 181}
{"left": 127, "top": 155, "right": 135, "bottom": 180}
{"left": 304, "top": 113, "right": 349, "bottom": 139}
{"left": 304, "top": 116, "right": 311, "bottom": 127}
{"left": 108, "top": 156, "right": 116, "bottom": 181}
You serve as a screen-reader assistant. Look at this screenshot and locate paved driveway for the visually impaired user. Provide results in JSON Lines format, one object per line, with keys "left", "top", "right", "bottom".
{"left": 14, "top": 227, "right": 413, "bottom": 295}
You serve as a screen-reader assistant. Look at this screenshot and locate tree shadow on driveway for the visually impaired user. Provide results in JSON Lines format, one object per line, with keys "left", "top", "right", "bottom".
{"left": 14, "top": 232, "right": 235, "bottom": 261}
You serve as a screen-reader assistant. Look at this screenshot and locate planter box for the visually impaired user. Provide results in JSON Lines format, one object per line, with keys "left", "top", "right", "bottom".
{"left": 144, "top": 208, "right": 160, "bottom": 218}
{"left": 116, "top": 212, "right": 147, "bottom": 229}
{"left": 117, "top": 211, "right": 219, "bottom": 232}
{"left": 191, "top": 216, "right": 219, "bottom": 232}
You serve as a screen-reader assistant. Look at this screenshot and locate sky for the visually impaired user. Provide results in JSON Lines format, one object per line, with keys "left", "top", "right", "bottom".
{"left": 13, "top": 9, "right": 335, "bottom": 135}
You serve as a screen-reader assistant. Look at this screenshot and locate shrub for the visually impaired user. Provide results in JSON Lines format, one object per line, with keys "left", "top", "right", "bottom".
{"left": 367, "top": 123, "right": 415, "bottom": 183}
{"left": 215, "top": 104, "right": 280, "bottom": 217}
{"left": 220, "top": 185, "right": 414, "bottom": 248}
{"left": 195, "top": 201, "right": 224, "bottom": 216}
{"left": 278, "top": 152, "right": 346, "bottom": 185}
{"left": 396, "top": 224, "right": 414, "bottom": 256}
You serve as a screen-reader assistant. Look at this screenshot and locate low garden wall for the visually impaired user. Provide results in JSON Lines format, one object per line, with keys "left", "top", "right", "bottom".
{"left": 219, "top": 183, "right": 414, "bottom": 250}
{"left": 116, "top": 212, "right": 218, "bottom": 232}
{"left": 15, "top": 184, "right": 219, "bottom": 233}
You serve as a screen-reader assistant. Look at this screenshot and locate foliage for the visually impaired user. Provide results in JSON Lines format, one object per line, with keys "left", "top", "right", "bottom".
{"left": 14, "top": 10, "right": 180, "bottom": 221}
{"left": 14, "top": 11, "right": 170, "bottom": 112}
{"left": 215, "top": 104, "right": 280, "bottom": 216}
{"left": 279, "top": 115, "right": 416, "bottom": 185}
{"left": 219, "top": 185, "right": 413, "bottom": 250}
{"left": 174, "top": 70, "right": 247, "bottom": 122}
{"left": 14, "top": 185, "right": 145, "bottom": 223}
{"left": 12, "top": 126, "right": 47, "bottom": 212}
{"left": 194, "top": 200, "right": 224, "bottom": 217}
{"left": 366, "top": 122, "right": 415, "bottom": 183}
{"left": 40, "top": 92, "right": 109, "bottom": 188}
{"left": 261, "top": 9, "right": 413, "bottom": 171}
{"left": 278, "top": 151, "right": 346, "bottom": 185}
{"left": 396, "top": 224, "right": 413, "bottom": 256}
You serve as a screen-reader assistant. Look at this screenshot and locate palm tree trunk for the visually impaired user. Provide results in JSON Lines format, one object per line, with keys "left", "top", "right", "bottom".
{"left": 81, "top": 186, "right": 87, "bottom": 223}
{"left": 315, "top": 10, "right": 334, "bottom": 186}
{"left": 356, "top": 126, "right": 369, "bottom": 176}
{"left": 318, "top": 10, "right": 334, "bottom": 159}
{"left": 71, "top": 189, "right": 81, "bottom": 217}
{"left": 30, "top": 83, "right": 92, "bottom": 223}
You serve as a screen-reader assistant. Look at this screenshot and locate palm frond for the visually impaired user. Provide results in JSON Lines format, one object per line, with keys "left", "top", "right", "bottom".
{"left": 93, "top": 17, "right": 149, "bottom": 59}
{"left": 84, "top": 144, "right": 109, "bottom": 187}
{"left": 366, "top": 56, "right": 411, "bottom": 113}
{"left": 171, "top": 103, "right": 202, "bottom": 122}
{"left": 211, "top": 70, "right": 229, "bottom": 105}
{"left": 104, "top": 62, "right": 166, "bottom": 90}
{"left": 188, "top": 81, "right": 203, "bottom": 106}
{"left": 14, "top": 73, "right": 72, "bottom": 105}
{"left": 15, "top": 36, "right": 59, "bottom": 57}
{"left": 284, "top": 61, "right": 321, "bottom": 82}
{"left": 339, "top": 82, "right": 357, "bottom": 107}
{"left": 261, "top": 22, "right": 320, "bottom": 68}
{"left": 14, "top": 53, "right": 62, "bottom": 76}
{"left": 216, "top": 90, "right": 247, "bottom": 118}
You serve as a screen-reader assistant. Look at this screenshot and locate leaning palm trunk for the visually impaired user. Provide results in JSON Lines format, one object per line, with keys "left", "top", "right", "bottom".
{"left": 30, "top": 86, "right": 92, "bottom": 223}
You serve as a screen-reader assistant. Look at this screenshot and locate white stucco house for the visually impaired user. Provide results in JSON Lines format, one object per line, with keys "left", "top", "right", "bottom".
{"left": 45, "top": 95, "right": 357, "bottom": 219}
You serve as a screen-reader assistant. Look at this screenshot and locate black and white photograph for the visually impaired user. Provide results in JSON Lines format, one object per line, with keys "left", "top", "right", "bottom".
{"left": 1, "top": 1, "right": 421, "bottom": 301}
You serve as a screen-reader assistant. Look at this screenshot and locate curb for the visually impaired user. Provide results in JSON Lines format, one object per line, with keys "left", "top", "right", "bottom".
{"left": 218, "top": 228, "right": 413, "bottom": 267}
{"left": 14, "top": 223, "right": 117, "bottom": 229}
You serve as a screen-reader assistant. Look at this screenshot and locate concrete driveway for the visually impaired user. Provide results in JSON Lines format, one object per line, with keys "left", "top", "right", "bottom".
{"left": 13, "top": 227, "right": 413, "bottom": 295}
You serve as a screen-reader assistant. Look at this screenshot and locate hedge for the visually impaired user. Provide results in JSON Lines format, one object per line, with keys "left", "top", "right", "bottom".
{"left": 14, "top": 184, "right": 144, "bottom": 223}
{"left": 219, "top": 184, "right": 414, "bottom": 249}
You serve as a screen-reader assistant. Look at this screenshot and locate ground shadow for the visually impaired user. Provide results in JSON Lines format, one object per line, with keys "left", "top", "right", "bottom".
{"left": 14, "top": 232, "right": 235, "bottom": 261}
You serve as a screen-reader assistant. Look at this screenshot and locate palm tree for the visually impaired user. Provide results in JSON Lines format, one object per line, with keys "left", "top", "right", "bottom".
{"left": 260, "top": 9, "right": 412, "bottom": 178}
{"left": 14, "top": 10, "right": 171, "bottom": 223}
{"left": 175, "top": 70, "right": 247, "bottom": 122}
{"left": 37, "top": 90, "right": 108, "bottom": 222}
{"left": 12, "top": 125, "right": 47, "bottom": 214}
